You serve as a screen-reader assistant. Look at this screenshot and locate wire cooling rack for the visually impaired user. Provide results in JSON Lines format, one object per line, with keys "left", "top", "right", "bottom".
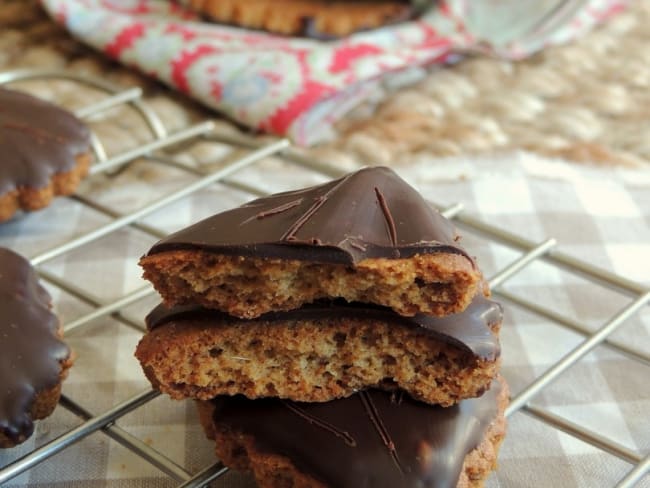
{"left": 0, "top": 69, "right": 648, "bottom": 488}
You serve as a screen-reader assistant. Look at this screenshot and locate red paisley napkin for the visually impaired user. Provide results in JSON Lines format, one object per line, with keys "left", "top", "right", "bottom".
{"left": 41, "top": 0, "right": 627, "bottom": 145}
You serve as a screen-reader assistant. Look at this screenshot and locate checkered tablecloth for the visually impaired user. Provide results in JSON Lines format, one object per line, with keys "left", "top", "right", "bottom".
{"left": 0, "top": 98, "right": 648, "bottom": 486}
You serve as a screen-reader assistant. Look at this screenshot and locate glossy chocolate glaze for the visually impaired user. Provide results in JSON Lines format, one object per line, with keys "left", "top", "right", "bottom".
{"left": 146, "top": 294, "right": 501, "bottom": 360}
{"left": 0, "top": 248, "right": 69, "bottom": 444}
{"left": 146, "top": 167, "right": 473, "bottom": 266}
{"left": 212, "top": 379, "right": 502, "bottom": 488}
{"left": 0, "top": 88, "right": 91, "bottom": 195}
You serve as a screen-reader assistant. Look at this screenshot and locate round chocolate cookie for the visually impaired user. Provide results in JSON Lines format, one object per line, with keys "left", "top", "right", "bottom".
{"left": 0, "top": 87, "right": 92, "bottom": 223}
{"left": 181, "top": 0, "right": 430, "bottom": 38}
{"left": 0, "top": 247, "right": 72, "bottom": 448}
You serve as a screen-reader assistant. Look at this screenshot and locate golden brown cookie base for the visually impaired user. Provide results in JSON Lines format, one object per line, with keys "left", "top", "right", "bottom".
{"left": 136, "top": 312, "right": 499, "bottom": 406}
{"left": 140, "top": 250, "right": 481, "bottom": 319}
{"left": 184, "top": 0, "right": 412, "bottom": 38}
{"left": 198, "top": 378, "right": 509, "bottom": 488}
{"left": 0, "top": 152, "right": 91, "bottom": 223}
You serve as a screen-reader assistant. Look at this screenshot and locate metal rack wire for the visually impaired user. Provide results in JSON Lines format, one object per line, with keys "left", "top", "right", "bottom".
{"left": 0, "top": 69, "right": 648, "bottom": 488}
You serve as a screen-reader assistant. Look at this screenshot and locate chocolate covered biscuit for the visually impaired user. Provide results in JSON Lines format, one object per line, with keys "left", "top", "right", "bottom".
{"left": 0, "top": 248, "right": 72, "bottom": 448}
{"left": 135, "top": 295, "right": 500, "bottom": 406}
{"left": 197, "top": 377, "right": 509, "bottom": 488}
{"left": 0, "top": 88, "right": 91, "bottom": 222}
{"left": 140, "top": 167, "right": 481, "bottom": 319}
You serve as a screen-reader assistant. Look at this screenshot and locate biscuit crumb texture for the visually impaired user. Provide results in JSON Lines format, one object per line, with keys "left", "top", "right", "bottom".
{"left": 140, "top": 250, "right": 481, "bottom": 319}
{"left": 136, "top": 316, "right": 498, "bottom": 407}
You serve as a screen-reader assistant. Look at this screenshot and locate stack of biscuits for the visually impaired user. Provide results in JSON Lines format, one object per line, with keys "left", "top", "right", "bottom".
{"left": 136, "top": 166, "right": 508, "bottom": 488}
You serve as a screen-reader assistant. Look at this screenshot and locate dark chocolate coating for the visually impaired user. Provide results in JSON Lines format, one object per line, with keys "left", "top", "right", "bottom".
{"left": 212, "top": 379, "right": 502, "bottom": 488}
{"left": 0, "top": 248, "right": 69, "bottom": 444}
{"left": 146, "top": 294, "right": 501, "bottom": 360}
{"left": 0, "top": 87, "right": 91, "bottom": 195}
{"left": 146, "top": 166, "right": 473, "bottom": 265}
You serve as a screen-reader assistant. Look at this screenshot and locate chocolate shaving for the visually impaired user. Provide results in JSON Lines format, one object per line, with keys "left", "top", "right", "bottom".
{"left": 283, "top": 401, "right": 357, "bottom": 447}
{"left": 360, "top": 391, "right": 406, "bottom": 475}
{"left": 374, "top": 187, "right": 398, "bottom": 246}
{"left": 281, "top": 174, "right": 351, "bottom": 241}
{"left": 350, "top": 241, "right": 367, "bottom": 251}
{"left": 242, "top": 198, "right": 303, "bottom": 224}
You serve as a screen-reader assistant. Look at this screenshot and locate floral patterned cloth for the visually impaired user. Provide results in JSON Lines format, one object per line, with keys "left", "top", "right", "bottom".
{"left": 41, "top": 0, "right": 627, "bottom": 145}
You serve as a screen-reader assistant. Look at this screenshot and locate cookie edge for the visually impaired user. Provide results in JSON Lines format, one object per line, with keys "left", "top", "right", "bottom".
{"left": 0, "top": 151, "right": 91, "bottom": 223}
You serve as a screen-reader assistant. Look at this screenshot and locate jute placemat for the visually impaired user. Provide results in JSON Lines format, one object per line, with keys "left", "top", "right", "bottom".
{"left": 1, "top": 0, "right": 649, "bottom": 168}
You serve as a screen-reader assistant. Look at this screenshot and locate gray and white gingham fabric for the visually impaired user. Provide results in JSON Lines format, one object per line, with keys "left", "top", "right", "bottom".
{"left": 0, "top": 125, "right": 648, "bottom": 486}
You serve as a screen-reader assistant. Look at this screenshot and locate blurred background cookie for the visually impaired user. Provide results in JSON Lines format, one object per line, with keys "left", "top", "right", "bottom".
{"left": 0, "top": 88, "right": 91, "bottom": 223}
{"left": 181, "top": 0, "right": 427, "bottom": 37}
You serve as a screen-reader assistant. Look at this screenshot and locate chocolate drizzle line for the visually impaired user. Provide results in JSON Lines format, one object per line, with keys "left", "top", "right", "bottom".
{"left": 282, "top": 401, "right": 357, "bottom": 447}
{"left": 360, "top": 391, "right": 406, "bottom": 476}
{"left": 374, "top": 186, "right": 398, "bottom": 247}
{"left": 281, "top": 175, "right": 351, "bottom": 242}
{"left": 245, "top": 198, "right": 304, "bottom": 224}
